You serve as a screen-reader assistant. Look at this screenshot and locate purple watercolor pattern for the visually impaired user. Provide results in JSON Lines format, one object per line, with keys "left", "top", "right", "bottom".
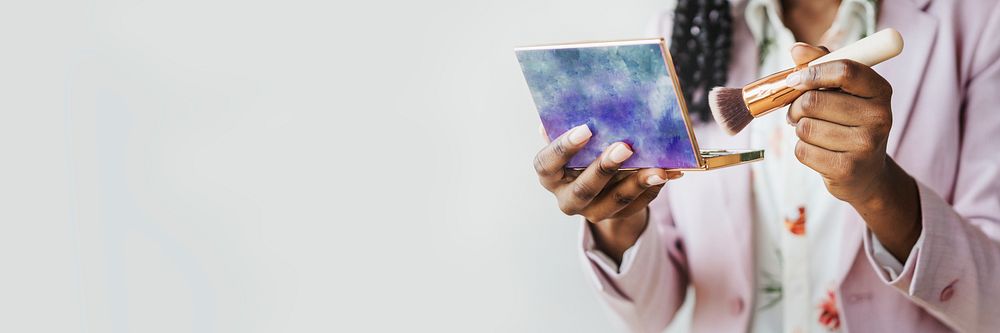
{"left": 516, "top": 43, "right": 699, "bottom": 169}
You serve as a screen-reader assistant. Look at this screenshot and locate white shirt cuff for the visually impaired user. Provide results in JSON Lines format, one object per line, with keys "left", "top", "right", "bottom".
{"left": 869, "top": 230, "right": 925, "bottom": 280}
{"left": 584, "top": 238, "right": 641, "bottom": 274}
{"left": 581, "top": 215, "right": 653, "bottom": 276}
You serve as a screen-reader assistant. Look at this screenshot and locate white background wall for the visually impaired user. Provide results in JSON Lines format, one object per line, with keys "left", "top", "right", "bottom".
{"left": 0, "top": 0, "right": 691, "bottom": 331}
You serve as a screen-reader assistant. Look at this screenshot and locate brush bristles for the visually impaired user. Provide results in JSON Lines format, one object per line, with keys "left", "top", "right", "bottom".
{"left": 708, "top": 87, "right": 753, "bottom": 135}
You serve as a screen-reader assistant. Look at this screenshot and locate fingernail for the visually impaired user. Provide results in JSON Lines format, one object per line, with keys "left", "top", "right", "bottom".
{"left": 567, "top": 124, "right": 592, "bottom": 145}
{"left": 786, "top": 71, "right": 802, "bottom": 87}
{"left": 646, "top": 175, "right": 667, "bottom": 186}
{"left": 606, "top": 143, "right": 633, "bottom": 163}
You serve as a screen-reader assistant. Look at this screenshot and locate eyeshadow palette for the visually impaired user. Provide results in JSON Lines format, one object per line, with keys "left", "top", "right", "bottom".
{"left": 515, "top": 38, "right": 763, "bottom": 170}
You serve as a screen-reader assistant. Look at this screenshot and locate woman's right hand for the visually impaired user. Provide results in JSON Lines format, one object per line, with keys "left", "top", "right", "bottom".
{"left": 534, "top": 124, "right": 683, "bottom": 262}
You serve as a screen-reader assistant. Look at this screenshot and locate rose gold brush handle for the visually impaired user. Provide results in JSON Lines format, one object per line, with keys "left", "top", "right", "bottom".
{"left": 743, "top": 28, "right": 904, "bottom": 117}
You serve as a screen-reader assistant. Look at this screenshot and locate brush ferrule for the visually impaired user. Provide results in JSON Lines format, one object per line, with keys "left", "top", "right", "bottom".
{"left": 742, "top": 64, "right": 807, "bottom": 118}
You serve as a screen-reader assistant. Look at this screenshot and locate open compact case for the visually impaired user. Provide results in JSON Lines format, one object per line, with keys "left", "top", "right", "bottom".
{"left": 515, "top": 38, "right": 763, "bottom": 171}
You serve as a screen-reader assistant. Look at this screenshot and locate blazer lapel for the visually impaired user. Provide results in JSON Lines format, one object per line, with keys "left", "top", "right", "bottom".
{"left": 720, "top": 0, "right": 759, "bottom": 287}
{"left": 875, "top": 0, "right": 939, "bottom": 156}
{"left": 716, "top": 151, "right": 755, "bottom": 286}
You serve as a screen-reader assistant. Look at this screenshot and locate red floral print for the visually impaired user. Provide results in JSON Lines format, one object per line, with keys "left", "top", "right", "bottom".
{"left": 784, "top": 206, "right": 806, "bottom": 236}
{"left": 818, "top": 289, "right": 841, "bottom": 331}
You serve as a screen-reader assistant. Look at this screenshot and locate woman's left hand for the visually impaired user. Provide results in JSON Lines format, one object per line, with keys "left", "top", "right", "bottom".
{"left": 785, "top": 44, "right": 922, "bottom": 261}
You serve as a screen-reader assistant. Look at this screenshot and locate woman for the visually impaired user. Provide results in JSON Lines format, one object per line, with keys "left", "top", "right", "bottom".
{"left": 532, "top": 0, "right": 1000, "bottom": 331}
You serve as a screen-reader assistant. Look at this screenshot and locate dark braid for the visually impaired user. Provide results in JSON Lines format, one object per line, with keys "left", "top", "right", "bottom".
{"left": 670, "top": 0, "right": 733, "bottom": 121}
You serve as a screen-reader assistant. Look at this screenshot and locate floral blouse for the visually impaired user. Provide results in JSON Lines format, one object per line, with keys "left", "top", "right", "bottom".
{"left": 744, "top": 0, "right": 877, "bottom": 332}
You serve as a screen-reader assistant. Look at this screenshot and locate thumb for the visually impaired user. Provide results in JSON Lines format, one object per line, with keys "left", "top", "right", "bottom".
{"left": 790, "top": 42, "right": 830, "bottom": 66}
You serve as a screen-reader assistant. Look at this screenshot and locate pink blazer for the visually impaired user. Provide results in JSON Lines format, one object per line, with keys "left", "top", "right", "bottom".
{"left": 579, "top": 0, "right": 1000, "bottom": 331}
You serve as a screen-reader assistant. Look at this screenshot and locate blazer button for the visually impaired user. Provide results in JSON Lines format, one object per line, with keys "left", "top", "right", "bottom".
{"left": 733, "top": 297, "right": 745, "bottom": 315}
{"left": 940, "top": 285, "right": 956, "bottom": 302}
{"left": 847, "top": 292, "right": 872, "bottom": 304}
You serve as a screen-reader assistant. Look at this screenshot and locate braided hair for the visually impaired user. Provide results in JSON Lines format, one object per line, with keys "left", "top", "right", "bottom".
{"left": 669, "top": 0, "right": 733, "bottom": 121}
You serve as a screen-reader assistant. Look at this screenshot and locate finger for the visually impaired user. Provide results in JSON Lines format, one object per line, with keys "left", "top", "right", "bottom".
{"left": 613, "top": 185, "right": 665, "bottom": 221}
{"left": 794, "top": 117, "right": 871, "bottom": 152}
{"left": 557, "top": 142, "right": 633, "bottom": 215}
{"left": 609, "top": 169, "right": 637, "bottom": 186}
{"left": 790, "top": 43, "right": 829, "bottom": 66}
{"left": 540, "top": 123, "right": 550, "bottom": 143}
{"left": 612, "top": 171, "right": 683, "bottom": 219}
{"left": 794, "top": 139, "right": 848, "bottom": 178}
{"left": 580, "top": 168, "right": 668, "bottom": 221}
{"left": 565, "top": 168, "right": 634, "bottom": 185}
{"left": 561, "top": 168, "right": 583, "bottom": 182}
{"left": 534, "top": 124, "right": 592, "bottom": 189}
{"left": 785, "top": 60, "right": 892, "bottom": 98}
{"left": 787, "top": 90, "right": 884, "bottom": 126}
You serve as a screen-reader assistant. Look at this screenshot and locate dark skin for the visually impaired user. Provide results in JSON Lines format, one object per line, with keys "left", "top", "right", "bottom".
{"left": 782, "top": 0, "right": 840, "bottom": 44}
{"left": 533, "top": 0, "right": 922, "bottom": 264}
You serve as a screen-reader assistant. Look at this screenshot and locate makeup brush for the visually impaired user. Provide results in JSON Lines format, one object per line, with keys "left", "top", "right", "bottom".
{"left": 709, "top": 28, "right": 904, "bottom": 135}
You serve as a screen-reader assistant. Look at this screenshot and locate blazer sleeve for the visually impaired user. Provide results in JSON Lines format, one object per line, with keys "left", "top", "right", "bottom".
{"left": 861, "top": 4, "right": 1000, "bottom": 332}
{"left": 579, "top": 194, "right": 690, "bottom": 333}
